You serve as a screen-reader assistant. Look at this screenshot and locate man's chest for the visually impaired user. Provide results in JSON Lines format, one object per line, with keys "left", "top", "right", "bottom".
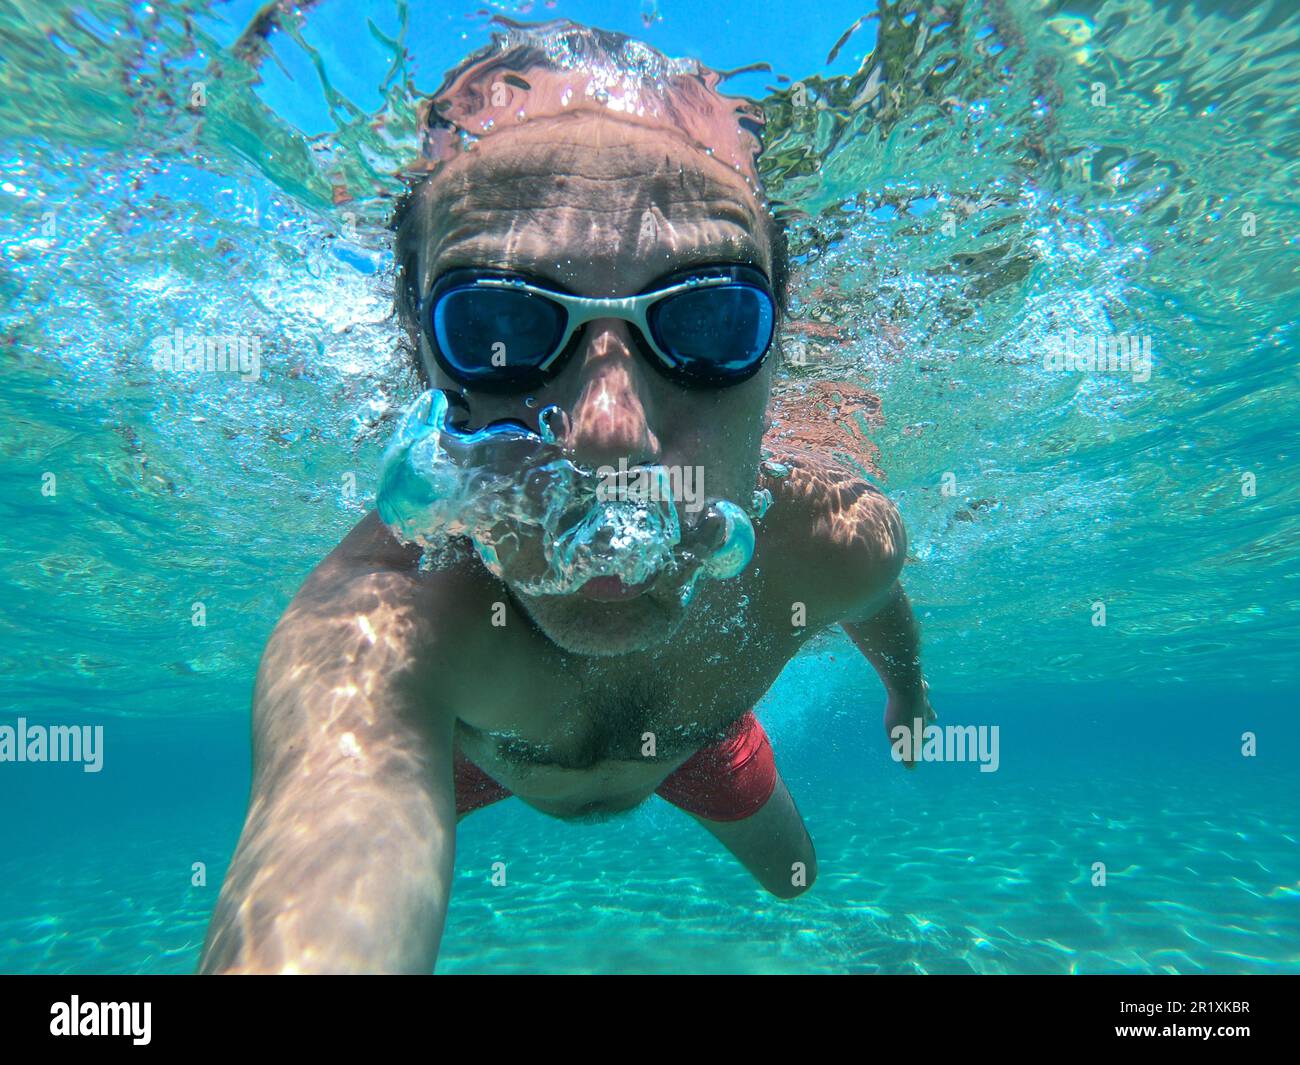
{"left": 438, "top": 543, "right": 833, "bottom": 778}
{"left": 453, "top": 630, "right": 797, "bottom": 772}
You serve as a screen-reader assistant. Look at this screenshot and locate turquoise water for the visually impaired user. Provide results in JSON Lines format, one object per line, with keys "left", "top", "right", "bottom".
{"left": 1, "top": 0, "right": 1298, "bottom": 973}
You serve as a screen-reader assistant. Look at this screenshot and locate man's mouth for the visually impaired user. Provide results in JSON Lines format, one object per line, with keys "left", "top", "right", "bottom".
{"left": 577, "top": 575, "right": 655, "bottom": 602}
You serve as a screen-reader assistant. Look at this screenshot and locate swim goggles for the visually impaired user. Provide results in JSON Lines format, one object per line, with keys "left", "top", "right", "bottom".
{"left": 420, "top": 263, "right": 777, "bottom": 393}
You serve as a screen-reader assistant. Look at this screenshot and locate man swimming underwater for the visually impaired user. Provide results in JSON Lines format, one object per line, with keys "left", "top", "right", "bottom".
{"left": 200, "top": 21, "right": 933, "bottom": 975}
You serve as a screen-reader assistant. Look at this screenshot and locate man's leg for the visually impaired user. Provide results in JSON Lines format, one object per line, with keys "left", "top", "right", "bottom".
{"left": 657, "top": 712, "right": 817, "bottom": 899}
{"left": 689, "top": 770, "right": 817, "bottom": 899}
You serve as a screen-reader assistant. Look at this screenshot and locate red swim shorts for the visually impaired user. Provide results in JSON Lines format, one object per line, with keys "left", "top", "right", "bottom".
{"left": 453, "top": 711, "right": 777, "bottom": 823}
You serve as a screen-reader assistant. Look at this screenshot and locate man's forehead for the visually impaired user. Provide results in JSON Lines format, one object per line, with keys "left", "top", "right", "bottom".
{"left": 409, "top": 114, "right": 771, "bottom": 293}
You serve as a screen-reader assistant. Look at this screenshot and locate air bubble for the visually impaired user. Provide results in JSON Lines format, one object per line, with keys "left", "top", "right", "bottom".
{"left": 376, "top": 390, "right": 764, "bottom": 598}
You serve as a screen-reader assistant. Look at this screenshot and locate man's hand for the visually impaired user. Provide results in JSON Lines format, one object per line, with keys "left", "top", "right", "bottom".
{"left": 842, "top": 583, "right": 933, "bottom": 768}
{"left": 885, "top": 678, "right": 937, "bottom": 770}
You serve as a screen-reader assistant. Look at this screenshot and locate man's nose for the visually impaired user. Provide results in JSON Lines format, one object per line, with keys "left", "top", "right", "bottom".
{"left": 562, "top": 319, "right": 660, "bottom": 467}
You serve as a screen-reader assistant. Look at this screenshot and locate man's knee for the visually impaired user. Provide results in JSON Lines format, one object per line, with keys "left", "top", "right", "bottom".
{"left": 764, "top": 852, "right": 818, "bottom": 899}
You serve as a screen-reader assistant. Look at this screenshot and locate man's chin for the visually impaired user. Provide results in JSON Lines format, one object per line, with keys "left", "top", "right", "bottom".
{"left": 509, "top": 582, "right": 691, "bottom": 656}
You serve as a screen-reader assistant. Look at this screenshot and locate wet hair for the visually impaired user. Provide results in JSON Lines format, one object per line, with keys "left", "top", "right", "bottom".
{"left": 388, "top": 21, "right": 789, "bottom": 369}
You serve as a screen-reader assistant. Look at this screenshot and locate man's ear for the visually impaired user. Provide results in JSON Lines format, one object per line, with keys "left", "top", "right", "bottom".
{"left": 400, "top": 251, "right": 420, "bottom": 323}
{"left": 413, "top": 332, "right": 433, "bottom": 387}
{"left": 397, "top": 251, "right": 425, "bottom": 350}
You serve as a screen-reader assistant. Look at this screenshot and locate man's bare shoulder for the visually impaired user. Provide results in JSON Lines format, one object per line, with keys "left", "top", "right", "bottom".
{"left": 760, "top": 447, "right": 897, "bottom": 545}
{"left": 295, "top": 513, "right": 487, "bottom": 611}
{"left": 755, "top": 445, "right": 906, "bottom": 624}
{"left": 260, "top": 514, "right": 503, "bottom": 701}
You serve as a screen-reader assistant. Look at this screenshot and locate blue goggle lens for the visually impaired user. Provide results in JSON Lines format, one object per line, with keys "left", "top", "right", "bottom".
{"left": 648, "top": 284, "right": 775, "bottom": 381}
{"left": 432, "top": 286, "right": 566, "bottom": 384}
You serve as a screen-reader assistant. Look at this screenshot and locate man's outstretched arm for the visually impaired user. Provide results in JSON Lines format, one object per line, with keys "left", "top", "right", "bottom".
{"left": 756, "top": 449, "right": 932, "bottom": 763}
{"left": 200, "top": 517, "right": 455, "bottom": 974}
